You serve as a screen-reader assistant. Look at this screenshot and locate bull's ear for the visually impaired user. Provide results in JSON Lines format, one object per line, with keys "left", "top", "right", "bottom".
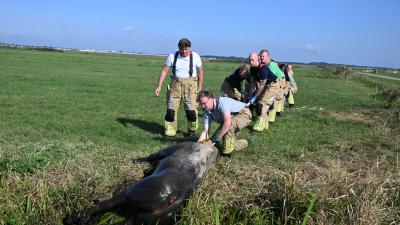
{"left": 168, "top": 194, "right": 177, "bottom": 204}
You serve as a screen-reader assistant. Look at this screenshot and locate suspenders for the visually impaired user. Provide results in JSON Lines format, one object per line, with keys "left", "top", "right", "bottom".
{"left": 172, "top": 51, "right": 193, "bottom": 78}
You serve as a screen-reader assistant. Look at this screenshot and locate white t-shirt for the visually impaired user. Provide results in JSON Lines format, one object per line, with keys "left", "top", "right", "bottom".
{"left": 165, "top": 51, "right": 202, "bottom": 78}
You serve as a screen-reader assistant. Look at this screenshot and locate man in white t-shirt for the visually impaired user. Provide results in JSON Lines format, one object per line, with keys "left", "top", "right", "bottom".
{"left": 155, "top": 38, "right": 203, "bottom": 137}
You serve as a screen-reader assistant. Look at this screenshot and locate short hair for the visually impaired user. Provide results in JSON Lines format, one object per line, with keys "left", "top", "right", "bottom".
{"left": 178, "top": 38, "right": 191, "bottom": 48}
{"left": 238, "top": 64, "right": 250, "bottom": 75}
{"left": 279, "top": 63, "right": 287, "bottom": 70}
{"left": 259, "top": 49, "right": 269, "bottom": 56}
{"left": 198, "top": 90, "right": 214, "bottom": 101}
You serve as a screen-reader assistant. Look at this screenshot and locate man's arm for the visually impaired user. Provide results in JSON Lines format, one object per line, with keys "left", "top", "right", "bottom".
{"left": 217, "top": 112, "right": 231, "bottom": 138}
{"left": 253, "top": 79, "right": 266, "bottom": 98}
{"left": 197, "top": 66, "right": 203, "bottom": 92}
{"left": 288, "top": 70, "right": 297, "bottom": 85}
{"left": 155, "top": 65, "right": 170, "bottom": 96}
{"left": 248, "top": 77, "right": 256, "bottom": 98}
{"left": 197, "top": 121, "right": 209, "bottom": 142}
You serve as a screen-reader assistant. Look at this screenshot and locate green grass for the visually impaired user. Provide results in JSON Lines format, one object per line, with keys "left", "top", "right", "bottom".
{"left": 0, "top": 47, "right": 399, "bottom": 224}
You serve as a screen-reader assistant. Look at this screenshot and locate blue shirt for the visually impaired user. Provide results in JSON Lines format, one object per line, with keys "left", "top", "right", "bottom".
{"left": 204, "top": 97, "right": 246, "bottom": 126}
{"left": 252, "top": 64, "right": 277, "bottom": 82}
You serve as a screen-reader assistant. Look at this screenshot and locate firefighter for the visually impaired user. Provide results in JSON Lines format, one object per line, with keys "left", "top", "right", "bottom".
{"left": 246, "top": 51, "right": 281, "bottom": 132}
{"left": 220, "top": 64, "right": 250, "bottom": 102}
{"left": 197, "top": 90, "right": 252, "bottom": 155}
{"left": 155, "top": 38, "right": 203, "bottom": 137}
{"left": 279, "top": 63, "right": 290, "bottom": 112}
{"left": 259, "top": 49, "right": 285, "bottom": 122}
{"left": 287, "top": 64, "right": 298, "bottom": 107}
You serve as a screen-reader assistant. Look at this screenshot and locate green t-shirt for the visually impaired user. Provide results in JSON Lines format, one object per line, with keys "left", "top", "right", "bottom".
{"left": 268, "top": 62, "right": 284, "bottom": 79}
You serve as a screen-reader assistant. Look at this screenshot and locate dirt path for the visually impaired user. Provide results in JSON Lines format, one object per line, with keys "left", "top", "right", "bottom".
{"left": 354, "top": 72, "right": 400, "bottom": 81}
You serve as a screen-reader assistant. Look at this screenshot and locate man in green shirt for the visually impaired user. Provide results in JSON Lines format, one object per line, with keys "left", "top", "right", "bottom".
{"left": 259, "top": 49, "right": 285, "bottom": 122}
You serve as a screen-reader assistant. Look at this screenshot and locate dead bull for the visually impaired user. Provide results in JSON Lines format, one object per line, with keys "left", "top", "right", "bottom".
{"left": 63, "top": 142, "right": 218, "bottom": 225}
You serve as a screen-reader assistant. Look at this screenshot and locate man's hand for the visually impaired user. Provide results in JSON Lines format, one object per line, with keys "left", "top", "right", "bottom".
{"left": 200, "top": 139, "right": 214, "bottom": 145}
{"left": 247, "top": 96, "right": 256, "bottom": 105}
{"left": 155, "top": 86, "right": 161, "bottom": 96}
{"left": 210, "top": 136, "right": 222, "bottom": 145}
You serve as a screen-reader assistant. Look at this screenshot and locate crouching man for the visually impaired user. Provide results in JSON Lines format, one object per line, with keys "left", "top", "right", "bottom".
{"left": 220, "top": 64, "right": 250, "bottom": 101}
{"left": 197, "top": 90, "right": 252, "bottom": 155}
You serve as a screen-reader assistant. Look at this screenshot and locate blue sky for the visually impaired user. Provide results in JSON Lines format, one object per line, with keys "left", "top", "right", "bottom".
{"left": 1, "top": 0, "right": 399, "bottom": 68}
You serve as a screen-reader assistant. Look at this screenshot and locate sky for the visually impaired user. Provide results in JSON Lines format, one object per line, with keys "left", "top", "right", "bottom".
{"left": 1, "top": 0, "right": 400, "bottom": 68}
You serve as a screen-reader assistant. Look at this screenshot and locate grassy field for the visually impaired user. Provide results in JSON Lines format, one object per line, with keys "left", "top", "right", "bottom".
{"left": 0, "top": 47, "right": 399, "bottom": 225}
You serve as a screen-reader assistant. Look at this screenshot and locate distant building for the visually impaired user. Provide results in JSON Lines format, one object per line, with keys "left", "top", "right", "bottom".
{"left": 363, "top": 69, "right": 376, "bottom": 73}
{"left": 385, "top": 70, "right": 399, "bottom": 74}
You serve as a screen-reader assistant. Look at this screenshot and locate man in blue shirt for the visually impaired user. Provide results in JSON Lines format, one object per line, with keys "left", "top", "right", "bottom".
{"left": 246, "top": 52, "right": 280, "bottom": 132}
{"left": 197, "top": 90, "right": 252, "bottom": 155}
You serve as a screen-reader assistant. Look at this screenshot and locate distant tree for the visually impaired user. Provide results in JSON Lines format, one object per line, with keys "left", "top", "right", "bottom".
{"left": 335, "top": 65, "right": 351, "bottom": 78}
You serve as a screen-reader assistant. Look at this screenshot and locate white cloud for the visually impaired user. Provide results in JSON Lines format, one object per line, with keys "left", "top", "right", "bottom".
{"left": 304, "top": 44, "right": 320, "bottom": 53}
{"left": 121, "top": 26, "right": 134, "bottom": 33}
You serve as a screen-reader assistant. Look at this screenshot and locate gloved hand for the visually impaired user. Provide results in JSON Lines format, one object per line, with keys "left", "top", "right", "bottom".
{"left": 247, "top": 96, "right": 257, "bottom": 105}
{"left": 210, "top": 136, "right": 222, "bottom": 145}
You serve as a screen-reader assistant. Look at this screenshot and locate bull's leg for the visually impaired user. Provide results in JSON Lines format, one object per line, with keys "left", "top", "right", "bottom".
{"left": 133, "top": 144, "right": 181, "bottom": 163}
{"left": 64, "top": 193, "right": 127, "bottom": 225}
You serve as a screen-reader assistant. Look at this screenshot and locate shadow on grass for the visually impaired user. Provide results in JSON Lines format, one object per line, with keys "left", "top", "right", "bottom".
{"left": 151, "top": 133, "right": 198, "bottom": 143}
{"left": 116, "top": 117, "right": 163, "bottom": 135}
{"left": 116, "top": 117, "right": 201, "bottom": 144}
